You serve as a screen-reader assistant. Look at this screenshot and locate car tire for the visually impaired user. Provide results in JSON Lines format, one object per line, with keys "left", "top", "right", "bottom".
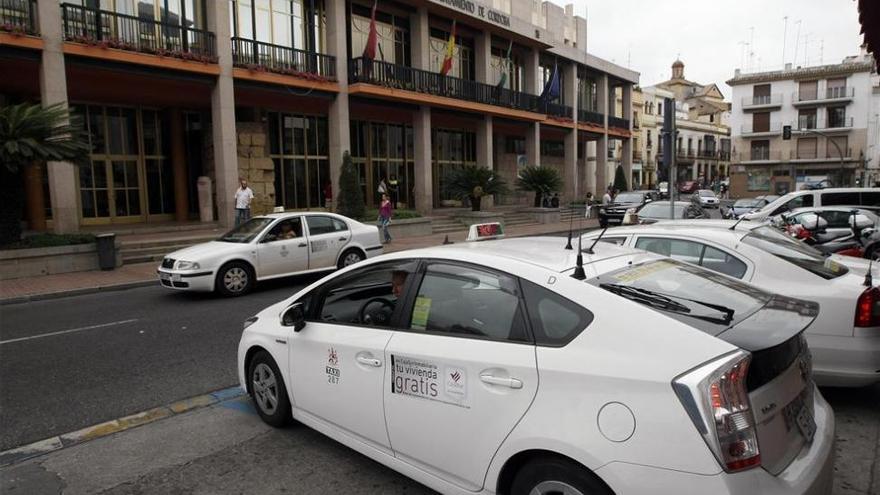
{"left": 337, "top": 248, "right": 365, "bottom": 269}
{"left": 215, "top": 261, "right": 254, "bottom": 297}
{"left": 248, "top": 350, "right": 292, "bottom": 428}
{"left": 510, "top": 457, "right": 612, "bottom": 495}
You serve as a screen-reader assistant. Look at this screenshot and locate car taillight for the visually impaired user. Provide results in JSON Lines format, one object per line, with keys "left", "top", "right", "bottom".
{"left": 673, "top": 351, "right": 761, "bottom": 473}
{"left": 854, "top": 287, "right": 880, "bottom": 327}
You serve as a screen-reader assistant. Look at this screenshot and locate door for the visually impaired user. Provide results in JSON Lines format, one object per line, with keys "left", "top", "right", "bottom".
{"left": 256, "top": 217, "right": 309, "bottom": 277}
{"left": 384, "top": 262, "right": 538, "bottom": 491}
{"left": 290, "top": 261, "right": 415, "bottom": 453}
{"left": 304, "top": 215, "right": 350, "bottom": 269}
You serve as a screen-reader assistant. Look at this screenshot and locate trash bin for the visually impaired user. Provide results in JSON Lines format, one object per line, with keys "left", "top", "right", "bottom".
{"left": 95, "top": 233, "right": 117, "bottom": 271}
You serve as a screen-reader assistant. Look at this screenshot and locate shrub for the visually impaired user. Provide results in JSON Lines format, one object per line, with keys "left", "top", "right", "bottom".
{"left": 335, "top": 151, "right": 365, "bottom": 220}
{"left": 444, "top": 165, "right": 508, "bottom": 211}
{"left": 515, "top": 165, "right": 563, "bottom": 207}
{"left": 613, "top": 164, "right": 629, "bottom": 193}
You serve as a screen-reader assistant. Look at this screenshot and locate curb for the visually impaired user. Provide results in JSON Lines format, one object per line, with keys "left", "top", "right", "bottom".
{"left": 0, "top": 386, "right": 246, "bottom": 468}
{"left": 0, "top": 279, "right": 156, "bottom": 306}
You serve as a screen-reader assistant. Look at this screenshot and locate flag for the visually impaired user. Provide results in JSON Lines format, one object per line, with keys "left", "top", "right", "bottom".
{"left": 540, "top": 62, "right": 560, "bottom": 103}
{"left": 440, "top": 21, "right": 456, "bottom": 76}
{"left": 495, "top": 40, "right": 513, "bottom": 91}
{"left": 362, "top": 0, "right": 378, "bottom": 60}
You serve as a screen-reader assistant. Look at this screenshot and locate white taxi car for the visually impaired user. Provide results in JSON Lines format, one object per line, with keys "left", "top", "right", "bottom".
{"left": 583, "top": 220, "right": 880, "bottom": 387}
{"left": 238, "top": 237, "right": 833, "bottom": 495}
{"left": 157, "top": 212, "right": 382, "bottom": 296}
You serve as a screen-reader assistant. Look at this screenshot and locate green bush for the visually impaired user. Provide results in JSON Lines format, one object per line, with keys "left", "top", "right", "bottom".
{"left": 1, "top": 233, "right": 96, "bottom": 250}
{"left": 613, "top": 165, "right": 629, "bottom": 193}
{"left": 335, "top": 151, "right": 365, "bottom": 220}
{"left": 358, "top": 209, "right": 422, "bottom": 222}
{"left": 443, "top": 165, "right": 508, "bottom": 211}
{"left": 516, "top": 165, "right": 563, "bottom": 207}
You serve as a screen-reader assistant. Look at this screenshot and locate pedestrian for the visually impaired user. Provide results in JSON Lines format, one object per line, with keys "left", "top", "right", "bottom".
{"left": 234, "top": 177, "right": 254, "bottom": 227}
{"left": 378, "top": 193, "right": 393, "bottom": 243}
{"left": 388, "top": 174, "right": 399, "bottom": 209}
{"left": 602, "top": 188, "right": 613, "bottom": 205}
{"left": 377, "top": 176, "right": 388, "bottom": 203}
{"left": 550, "top": 193, "right": 560, "bottom": 208}
{"left": 584, "top": 192, "right": 594, "bottom": 218}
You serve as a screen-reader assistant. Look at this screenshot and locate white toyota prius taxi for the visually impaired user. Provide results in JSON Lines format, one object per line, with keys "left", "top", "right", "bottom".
{"left": 157, "top": 212, "right": 382, "bottom": 296}
{"left": 237, "top": 236, "right": 834, "bottom": 495}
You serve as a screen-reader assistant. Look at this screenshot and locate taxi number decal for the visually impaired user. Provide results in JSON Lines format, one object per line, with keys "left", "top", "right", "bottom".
{"left": 390, "top": 355, "right": 469, "bottom": 408}
{"left": 326, "top": 347, "right": 340, "bottom": 384}
{"left": 311, "top": 240, "right": 328, "bottom": 253}
{"left": 410, "top": 297, "right": 432, "bottom": 329}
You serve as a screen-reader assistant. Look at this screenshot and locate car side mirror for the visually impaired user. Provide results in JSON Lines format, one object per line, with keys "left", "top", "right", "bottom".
{"left": 645, "top": 198, "right": 652, "bottom": 203}
{"left": 282, "top": 302, "right": 306, "bottom": 332}
{"left": 862, "top": 228, "right": 875, "bottom": 239}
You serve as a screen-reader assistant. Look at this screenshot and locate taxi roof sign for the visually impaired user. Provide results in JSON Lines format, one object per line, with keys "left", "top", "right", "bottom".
{"left": 466, "top": 222, "right": 505, "bottom": 242}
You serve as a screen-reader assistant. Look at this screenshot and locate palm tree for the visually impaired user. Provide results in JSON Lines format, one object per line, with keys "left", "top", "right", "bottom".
{"left": 444, "top": 165, "right": 508, "bottom": 211}
{"left": 0, "top": 103, "right": 90, "bottom": 245}
{"left": 516, "top": 165, "right": 563, "bottom": 207}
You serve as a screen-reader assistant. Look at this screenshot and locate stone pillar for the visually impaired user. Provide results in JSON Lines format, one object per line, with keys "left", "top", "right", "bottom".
{"left": 586, "top": 141, "right": 597, "bottom": 195}
{"left": 410, "top": 7, "right": 430, "bottom": 70}
{"left": 475, "top": 31, "right": 491, "bottom": 84}
{"left": 622, "top": 138, "right": 633, "bottom": 190}
{"left": 525, "top": 122, "right": 540, "bottom": 167}
{"left": 169, "top": 109, "right": 189, "bottom": 222}
{"left": 24, "top": 163, "right": 46, "bottom": 231}
{"left": 523, "top": 47, "right": 540, "bottom": 95}
{"left": 413, "top": 106, "right": 432, "bottom": 215}
{"left": 476, "top": 115, "right": 494, "bottom": 208}
{"left": 38, "top": 1, "right": 78, "bottom": 233}
{"left": 596, "top": 134, "right": 608, "bottom": 194}
{"left": 597, "top": 74, "right": 609, "bottom": 127}
{"left": 208, "top": 1, "right": 238, "bottom": 228}
{"left": 563, "top": 63, "right": 578, "bottom": 200}
{"left": 327, "top": 0, "right": 350, "bottom": 211}
{"left": 621, "top": 84, "right": 633, "bottom": 188}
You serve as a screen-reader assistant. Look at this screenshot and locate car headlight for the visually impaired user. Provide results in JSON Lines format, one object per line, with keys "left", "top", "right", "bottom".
{"left": 176, "top": 260, "right": 201, "bottom": 270}
{"left": 599, "top": 208, "right": 607, "bottom": 214}
{"left": 243, "top": 316, "right": 259, "bottom": 330}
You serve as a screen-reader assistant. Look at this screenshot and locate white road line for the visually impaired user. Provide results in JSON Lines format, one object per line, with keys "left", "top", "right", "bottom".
{"left": 0, "top": 319, "right": 139, "bottom": 345}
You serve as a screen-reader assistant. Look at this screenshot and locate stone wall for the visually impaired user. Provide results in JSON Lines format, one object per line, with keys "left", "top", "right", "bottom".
{"left": 236, "top": 122, "right": 276, "bottom": 216}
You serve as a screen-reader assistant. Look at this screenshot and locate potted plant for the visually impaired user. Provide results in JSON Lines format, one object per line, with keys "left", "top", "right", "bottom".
{"left": 444, "top": 165, "right": 508, "bottom": 212}
{"left": 516, "top": 165, "right": 563, "bottom": 207}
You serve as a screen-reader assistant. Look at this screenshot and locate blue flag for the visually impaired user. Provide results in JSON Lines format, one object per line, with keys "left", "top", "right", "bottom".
{"left": 540, "top": 63, "right": 560, "bottom": 103}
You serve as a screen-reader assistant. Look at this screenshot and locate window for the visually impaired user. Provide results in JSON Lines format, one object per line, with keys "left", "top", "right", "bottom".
{"left": 350, "top": 4, "right": 409, "bottom": 65}
{"left": 826, "top": 78, "right": 847, "bottom": 99}
{"left": 263, "top": 217, "right": 303, "bottom": 242}
{"left": 268, "top": 112, "right": 329, "bottom": 209}
{"left": 635, "top": 238, "right": 747, "bottom": 279}
{"left": 771, "top": 194, "right": 813, "bottom": 215}
{"left": 798, "top": 80, "right": 818, "bottom": 101}
{"left": 598, "top": 236, "right": 627, "bottom": 246}
{"left": 752, "top": 112, "right": 770, "bottom": 133}
{"left": 315, "top": 261, "right": 417, "bottom": 326}
{"left": 742, "top": 226, "right": 848, "bottom": 280}
{"left": 541, "top": 140, "right": 565, "bottom": 157}
{"left": 306, "top": 215, "right": 347, "bottom": 235}
{"left": 796, "top": 138, "right": 817, "bottom": 159}
{"left": 505, "top": 136, "right": 525, "bottom": 154}
{"left": 407, "top": 263, "right": 529, "bottom": 343}
{"left": 520, "top": 279, "right": 592, "bottom": 346}
{"left": 753, "top": 84, "right": 771, "bottom": 104}
{"left": 747, "top": 168, "right": 770, "bottom": 191}
{"left": 827, "top": 106, "right": 847, "bottom": 129}
{"left": 701, "top": 246, "right": 748, "bottom": 278}
{"left": 827, "top": 136, "right": 848, "bottom": 159}
{"left": 862, "top": 192, "right": 880, "bottom": 206}
{"left": 798, "top": 109, "right": 816, "bottom": 130}
{"left": 821, "top": 192, "right": 860, "bottom": 206}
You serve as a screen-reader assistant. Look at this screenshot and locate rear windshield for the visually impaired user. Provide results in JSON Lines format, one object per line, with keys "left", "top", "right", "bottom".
{"left": 218, "top": 218, "right": 273, "bottom": 243}
{"left": 699, "top": 190, "right": 715, "bottom": 197}
{"left": 614, "top": 193, "right": 643, "bottom": 203}
{"left": 587, "top": 259, "right": 769, "bottom": 334}
{"left": 639, "top": 203, "right": 685, "bottom": 219}
{"left": 741, "top": 226, "right": 849, "bottom": 279}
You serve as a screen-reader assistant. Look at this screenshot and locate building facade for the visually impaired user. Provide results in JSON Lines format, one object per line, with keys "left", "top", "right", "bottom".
{"left": 727, "top": 51, "right": 875, "bottom": 197}
{"left": 0, "top": 0, "right": 637, "bottom": 232}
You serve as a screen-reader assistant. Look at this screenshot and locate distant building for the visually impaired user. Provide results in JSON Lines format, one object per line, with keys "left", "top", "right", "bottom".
{"left": 726, "top": 49, "right": 875, "bottom": 196}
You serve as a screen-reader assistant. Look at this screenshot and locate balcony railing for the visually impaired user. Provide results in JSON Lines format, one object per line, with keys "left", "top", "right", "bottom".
{"left": 578, "top": 109, "right": 604, "bottom": 126}
{"left": 741, "top": 122, "right": 782, "bottom": 134}
{"left": 742, "top": 94, "right": 782, "bottom": 107}
{"left": 349, "top": 57, "right": 573, "bottom": 119}
{"left": 61, "top": 3, "right": 216, "bottom": 61}
{"left": 0, "top": 0, "right": 36, "bottom": 35}
{"left": 822, "top": 117, "right": 854, "bottom": 130}
{"left": 790, "top": 148, "right": 854, "bottom": 160}
{"left": 742, "top": 149, "right": 783, "bottom": 161}
{"left": 608, "top": 116, "right": 630, "bottom": 129}
{"left": 825, "top": 86, "right": 855, "bottom": 99}
{"left": 794, "top": 87, "right": 855, "bottom": 103}
{"left": 232, "top": 37, "right": 335, "bottom": 80}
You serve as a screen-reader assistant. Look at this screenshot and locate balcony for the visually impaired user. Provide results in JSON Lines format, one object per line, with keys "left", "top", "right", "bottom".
{"left": 0, "top": 0, "right": 37, "bottom": 35}
{"left": 790, "top": 147, "right": 854, "bottom": 161}
{"left": 608, "top": 116, "right": 630, "bottom": 130}
{"left": 578, "top": 109, "right": 604, "bottom": 126}
{"left": 740, "top": 122, "right": 782, "bottom": 136}
{"left": 349, "top": 57, "right": 573, "bottom": 119}
{"left": 740, "top": 149, "right": 783, "bottom": 162}
{"left": 61, "top": 3, "right": 216, "bottom": 61}
{"left": 232, "top": 37, "right": 335, "bottom": 80}
{"left": 793, "top": 87, "right": 855, "bottom": 106}
{"left": 741, "top": 94, "right": 782, "bottom": 110}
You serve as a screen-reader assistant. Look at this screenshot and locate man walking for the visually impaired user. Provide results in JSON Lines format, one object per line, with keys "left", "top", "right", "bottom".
{"left": 235, "top": 177, "right": 254, "bottom": 227}
{"left": 602, "top": 188, "right": 613, "bottom": 205}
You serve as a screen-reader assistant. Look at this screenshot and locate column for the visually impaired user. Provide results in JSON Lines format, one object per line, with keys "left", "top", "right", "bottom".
{"left": 563, "top": 63, "right": 578, "bottom": 200}
{"left": 476, "top": 115, "right": 493, "bottom": 208}
{"left": 525, "top": 122, "right": 540, "bottom": 167}
{"left": 208, "top": 0, "right": 238, "bottom": 228}
{"left": 23, "top": 163, "right": 46, "bottom": 231}
{"left": 169, "top": 108, "right": 189, "bottom": 221}
{"left": 523, "top": 47, "right": 540, "bottom": 95}
{"left": 586, "top": 141, "right": 597, "bottom": 195}
{"left": 596, "top": 135, "right": 608, "bottom": 194}
{"left": 621, "top": 84, "right": 633, "bottom": 188}
{"left": 621, "top": 138, "right": 633, "bottom": 190}
{"left": 38, "top": 1, "right": 77, "bottom": 233}
{"left": 475, "top": 31, "right": 491, "bottom": 84}
{"left": 327, "top": 0, "right": 350, "bottom": 211}
{"left": 410, "top": 7, "right": 430, "bottom": 70}
{"left": 413, "top": 106, "right": 433, "bottom": 215}
{"left": 597, "top": 74, "right": 609, "bottom": 127}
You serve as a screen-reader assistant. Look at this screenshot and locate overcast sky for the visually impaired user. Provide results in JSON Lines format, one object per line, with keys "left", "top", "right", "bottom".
{"left": 567, "top": 0, "right": 866, "bottom": 98}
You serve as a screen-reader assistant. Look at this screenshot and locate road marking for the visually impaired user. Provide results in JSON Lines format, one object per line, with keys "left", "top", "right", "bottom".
{"left": 0, "top": 319, "right": 139, "bottom": 345}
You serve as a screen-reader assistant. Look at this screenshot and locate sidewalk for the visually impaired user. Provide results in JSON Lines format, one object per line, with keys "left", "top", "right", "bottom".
{"left": 0, "top": 218, "right": 595, "bottom": 304}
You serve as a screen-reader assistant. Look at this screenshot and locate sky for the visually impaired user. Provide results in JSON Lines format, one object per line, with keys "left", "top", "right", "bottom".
{"left": 567, "top": 0, "right": 866, "bottom": 98}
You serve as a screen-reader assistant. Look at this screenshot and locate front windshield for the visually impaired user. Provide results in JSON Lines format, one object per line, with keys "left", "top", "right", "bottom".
{"left": 639, "top": 203, "right": 685, "bottom": 219}
{"left": 588, "top": 259, "right": 769, "bottom": 333}
{"left": 742, "top": 226, "right": 849, "bottom": 279}
{"left": 756, "top": 192, "right": 796, "bottom": 213}
{"left": 699, "top": 190, "right": 714, "bottom": 197}
{"left": 614, "top": 193, "right": 643, "bottom": 203}
{"left": 734, "top": 198, "right": 761, "bottom": 208}
{"left": 218, "top": 218, "right": 273, "bottom": 243}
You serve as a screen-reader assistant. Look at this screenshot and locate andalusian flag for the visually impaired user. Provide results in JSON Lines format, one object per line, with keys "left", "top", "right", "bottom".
{"left": 439, "top": 21, "right": 456, "bottom": 76}
{"left": 362, "top": 0, "right": 378, "bottom": 60}
{"left": 496, "top": 40, "right": 513, "bottom": 90}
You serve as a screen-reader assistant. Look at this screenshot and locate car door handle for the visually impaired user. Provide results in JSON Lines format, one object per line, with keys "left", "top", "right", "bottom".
{"left": 480, "top": 374, "right": 523, "bottom": 389}
{"left": 338, "top": 237, "right": 348, "bottom": 241}
{"left": 298, "top": 243, "right": 307, "bottom": 248}
{"left": 356, "top": 356, "right": 382, "bottom": 367}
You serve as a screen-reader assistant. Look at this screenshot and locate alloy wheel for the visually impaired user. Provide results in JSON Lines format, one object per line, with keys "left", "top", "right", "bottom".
{"left": 343, "top": 252, "right": 363, "bottom": 266}
{"left": 224, "top": 267, "right": 248, "bottom": 292}
{"left": 251, "top": 363, "right": 278, "bottom": 415}
{"left": 529, "top": 481, "right": 586, "bottom": 495}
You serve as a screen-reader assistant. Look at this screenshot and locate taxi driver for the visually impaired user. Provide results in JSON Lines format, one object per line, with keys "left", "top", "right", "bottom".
{"left": 391, "top": 270, "right": 408, "bottom": 298}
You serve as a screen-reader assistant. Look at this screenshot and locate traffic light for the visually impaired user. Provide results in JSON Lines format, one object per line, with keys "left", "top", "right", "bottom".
{"left": 782, "top": 125, "right": 792, "bottom": 140}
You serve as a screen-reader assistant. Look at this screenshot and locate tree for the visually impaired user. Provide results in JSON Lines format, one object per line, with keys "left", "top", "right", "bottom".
{"left": 335, "top": 151, "right": 365, "bottom": 220}
{"left": 444, "top": 165, "right": 508, "bottom": 211}
{"left": 613, "top": 164, "right": 629, "bottom": 193}
{"left": 515, "top": 165, "right": 563, "bottom": 207}
{"left": 0, "top": 103, "right": 90, "bottom": 245}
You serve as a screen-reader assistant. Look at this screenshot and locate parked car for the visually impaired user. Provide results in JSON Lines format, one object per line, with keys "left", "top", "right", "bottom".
{"left": 742, "top": 187, "right": 880, "bottom": 222}
{"left": 770, "top": 207, "right": 880, "bottom": 258}
{"left": 678, "top": 180, "right": 701, "bottom": 194}
{"left": 582, "top": 220, "right": 880, "bottom": 387}
{"left": 239, "top": 236, "right": 833, "bottom": 495}
{"left": 692, "top": 189, "right": 719, "bottom": 208}
{"left": 624, "top": 200, "right": 709, "bottom": 224}
{"left": 722, "top": 197, "right": 769, "bottom": 219}
{"left": 770, "top": 207, "right": 879, "bottom": 241}
{"left": 597, "top": 190, "right": 659, "bottom": 227}
{"left": 157, "top": 212, "right": 382, "bottom": 296}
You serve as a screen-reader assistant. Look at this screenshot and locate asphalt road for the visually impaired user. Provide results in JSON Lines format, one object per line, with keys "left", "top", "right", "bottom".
{"left": 0, "top": 275, "right": 323, "bottom": 451}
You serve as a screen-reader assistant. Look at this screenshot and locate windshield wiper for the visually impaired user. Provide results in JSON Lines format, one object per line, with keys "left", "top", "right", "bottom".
{"left": 599, "top": 283, "right": 735, "bottom": 326}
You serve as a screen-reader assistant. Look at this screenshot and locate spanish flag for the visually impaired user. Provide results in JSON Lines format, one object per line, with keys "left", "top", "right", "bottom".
{"left": 439, "top": 21, "right": 456, "bottom": 76}
{"left": 362, "top": 0, "right": 378, "bottom": 60}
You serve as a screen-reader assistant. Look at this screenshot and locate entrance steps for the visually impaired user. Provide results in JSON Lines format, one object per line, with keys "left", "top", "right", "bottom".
{"left": 115, "top": 225, "right": 226, "bottom": 265}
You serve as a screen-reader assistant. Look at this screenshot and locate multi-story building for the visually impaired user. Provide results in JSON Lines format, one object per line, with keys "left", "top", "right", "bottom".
{"left": 727, "top": 50, "right": 875, "bottom": 197}
{"left": 0, "top": 0, "right": 636, "bottom": 233}
{"left": 640, "top": 61, "right": 731, "bottom": 188}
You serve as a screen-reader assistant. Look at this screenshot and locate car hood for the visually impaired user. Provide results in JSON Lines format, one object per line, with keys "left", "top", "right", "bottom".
{"left": 165, "top": 241, "right": 246, "bottom": 262}
{"left": 717, "top": 295, "right": 818, "bottom": 352}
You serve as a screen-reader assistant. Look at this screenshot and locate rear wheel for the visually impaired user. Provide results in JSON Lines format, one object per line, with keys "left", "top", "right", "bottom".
{"left": 248, "top": 350, "right": 292, "bottom": 427}
{"left": 338, "top": 248, "right": 365, "bottom": 269}
{"left": 216, "top": 261, "right": 254, "bottom": 297}
{"left": 510, "top": 457, "right": 612, "bottom": 495}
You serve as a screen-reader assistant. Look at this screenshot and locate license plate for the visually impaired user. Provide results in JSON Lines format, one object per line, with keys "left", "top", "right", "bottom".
{"left": 159, "top": 272, "right": 171, "bottom": 281}
{"left": 795, "top": 406, "right": 817, "bottom": 443}
{"left": 172, "top": 274, "right": 182, "bottom": 282}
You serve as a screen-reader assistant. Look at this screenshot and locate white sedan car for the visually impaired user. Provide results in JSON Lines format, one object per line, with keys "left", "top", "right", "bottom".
{"left": 584, "top": 220, "right": 880, "bottom": 387}
{"left": 158, "top": 212, "right": 382, "bottom": 296}
{"left": 238, "top": 237, "right": 833, "bottom": 495}
{"left": 693, "top": 189, "right": 720, "bottom": 208}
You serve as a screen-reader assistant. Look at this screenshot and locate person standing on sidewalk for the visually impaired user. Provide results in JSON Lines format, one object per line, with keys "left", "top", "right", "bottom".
{"left": 235, "top": 177, "right": 254, "bottom": 227}
{"left": 378, "top": 193, "right": 393, "bottom": 244}
{"left": 584, "top": 192, "right": 594, "bottom": 218}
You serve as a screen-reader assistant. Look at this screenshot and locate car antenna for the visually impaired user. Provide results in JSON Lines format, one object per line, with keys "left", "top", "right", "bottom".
{"left": 584, "top": 226, "right": 608, "bottom": 255}
{"left": 564, "top": 210, "right": 574, "bottom": 250}
{"left": 728, "top": 215, "right": 749, "bottom": 231}
{"left": 865, "top": 257, "right": 874, "bottom": 288}
{"left": 571, "top": 231, "right": 586, "bottom": 280}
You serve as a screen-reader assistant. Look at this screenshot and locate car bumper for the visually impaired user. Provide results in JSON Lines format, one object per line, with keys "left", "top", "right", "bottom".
{"left": 156, "top": 268, "right": 215, "bottom": 291}
{"left": 599, "top": 213, "right": 625, "bottom": 224}
{"left": 808, "top": 332, "right": 880, "bottom": 387}
{"left": 595, "top": 387, "right": 834, "bottom": 494}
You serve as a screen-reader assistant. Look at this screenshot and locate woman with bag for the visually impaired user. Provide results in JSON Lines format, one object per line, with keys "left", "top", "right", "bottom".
{"left": 378, "top": 193, "right": 393, "bottom": 244}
